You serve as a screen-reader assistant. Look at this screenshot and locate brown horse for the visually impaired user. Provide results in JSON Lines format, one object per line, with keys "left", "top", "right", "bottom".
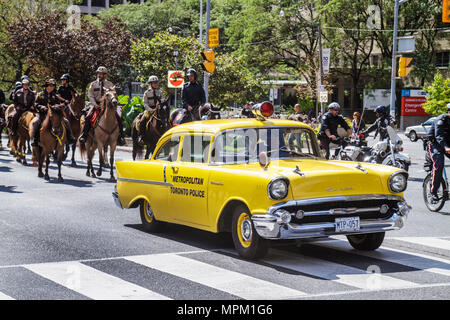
{"left": 64, "top": 93, "right": 85, "bottom": 167}
{"left": 0, "top": 104, "right": 7, "bottom": 151}
{"left": 37, "top": 104, "right": 68, "bottom": 182}
{"left": 131, "top": 100, "right": 171, "bottom": 160}
{"left": 79, "top": 87, "right": 119, "bottom": 182}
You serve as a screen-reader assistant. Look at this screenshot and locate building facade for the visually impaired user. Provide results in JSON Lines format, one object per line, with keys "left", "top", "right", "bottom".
{"left": 76, "top": 0, "right": 146, "bottom": 15}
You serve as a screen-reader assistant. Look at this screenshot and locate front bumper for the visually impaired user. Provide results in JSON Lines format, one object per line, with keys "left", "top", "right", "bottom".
{"left": 251, "top": 194, "right": 411, "bottom": 240}
{"left": 112, "top": 190, "right": 123, "bottom": 209}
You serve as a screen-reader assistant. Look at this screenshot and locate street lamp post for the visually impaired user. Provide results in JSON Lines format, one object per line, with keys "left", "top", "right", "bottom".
{"left": 173, "top": 49, "right": 179, "bottom": 108}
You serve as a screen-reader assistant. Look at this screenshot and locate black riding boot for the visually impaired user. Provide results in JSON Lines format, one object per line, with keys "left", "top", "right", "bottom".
{"left": 116, "top": 112, "right": 126, "bottom": 146}
{"left": 31, "top": 119, "right": 41, "bottom": 147}
{"left": 79, "top": 118, "right": 92, "bottom": 144}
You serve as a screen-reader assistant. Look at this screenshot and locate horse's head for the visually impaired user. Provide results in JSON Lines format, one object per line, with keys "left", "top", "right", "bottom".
{"left": 102, "top": 87, "right": 118, "bottom": 110}
{"left": 199, "top": 103, "right": 221, "bottom": 120}
{"left": 157, "top": 99, "right": 172, "bottom": 131}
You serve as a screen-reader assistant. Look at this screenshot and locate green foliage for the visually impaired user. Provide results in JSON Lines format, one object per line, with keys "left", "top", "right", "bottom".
{"left": 423, "top": 72, "right": 450, "bottom": 116}
{"left": 119, "top": 95, "right": 145, "bottom": 135}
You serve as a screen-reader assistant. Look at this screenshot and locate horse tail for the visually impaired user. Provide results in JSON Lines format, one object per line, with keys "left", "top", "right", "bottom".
{"left": 78, "top": 140, "right": 87, "bottom": 160}
{"left": 131, "top": 118, "right": 144, "bottom": 159}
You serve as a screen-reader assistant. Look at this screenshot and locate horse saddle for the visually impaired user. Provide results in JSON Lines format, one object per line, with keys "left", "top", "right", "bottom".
{"left": 91, "top": 109, "right": 103, "bottom": 127}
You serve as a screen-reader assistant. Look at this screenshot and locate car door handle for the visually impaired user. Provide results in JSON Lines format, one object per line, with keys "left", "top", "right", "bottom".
{"left": 210, "top": 181, "right": 223, "bottom": 186}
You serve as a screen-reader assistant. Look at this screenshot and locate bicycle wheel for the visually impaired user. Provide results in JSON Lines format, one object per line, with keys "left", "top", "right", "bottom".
{"left": 423, "top": 173, "right": 446, "bottom": 212}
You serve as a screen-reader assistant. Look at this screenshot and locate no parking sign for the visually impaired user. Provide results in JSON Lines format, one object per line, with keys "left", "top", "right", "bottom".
{"left": 168, "top": 71, "right": 184, "bottom": 88}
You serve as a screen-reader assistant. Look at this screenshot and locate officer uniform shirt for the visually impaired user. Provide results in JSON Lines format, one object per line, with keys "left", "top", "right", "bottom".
{"left": 58, "top": 84, "right": 76, "bottom": 101}
{"left": 319, "top": 111, "right": 350, "bottom": 136}
{"left": 366, "top": 114, "right": 395, "bottom": 140}
{"left": 88, "top": 79, "right": 114, "bottom": 106}
{"left": 181, "top": 81, "right": 206, "bottom": 109}
{"left": 35, "top": 90, "right": 59, "bottom": 115}
{"left": 143, "top": 87, "right": 162, "bottom": 110}
{"left": 14, "top": 88, "right": 35, "bottom": 110}
{"left": 428, "top": 113, "right": 450, "bottom": 152}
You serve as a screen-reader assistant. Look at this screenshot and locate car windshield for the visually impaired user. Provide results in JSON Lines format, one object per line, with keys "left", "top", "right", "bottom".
{"left": 211, "top": 127, "right": 319, "bottom": 164}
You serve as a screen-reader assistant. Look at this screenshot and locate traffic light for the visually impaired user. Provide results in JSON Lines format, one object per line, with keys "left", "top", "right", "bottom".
{"left": 443, "top": 0, "right": 450, "bottom": 23}
{"left": 201, "top": 50, "right": 215, "bottom": 74}
{"left": 398, "top": 57, "right": 412, "bottom": 77}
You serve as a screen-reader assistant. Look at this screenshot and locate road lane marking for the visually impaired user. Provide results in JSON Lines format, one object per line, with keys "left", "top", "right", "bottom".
{"left": 24, "top": 261, "right": 170, "bottom": 300}
{"left": 393, "top": 237, "right": 450, "bottom": 251}
{"left": 126, "top": 253, "right": 307, "bottom": 300}
{"left": 312, "top": 239, "right": 450, "bottom": 278}
{"left": 0, "top": 292, "right": 14, "bottom": 300}
{"left": 265, "top": 249, "right": 418, "bottom": 291}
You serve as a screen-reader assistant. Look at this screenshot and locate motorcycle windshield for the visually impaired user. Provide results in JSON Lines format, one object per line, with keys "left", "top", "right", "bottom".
{"left": 387, "top": 126, "right": 401, "bottom": 144}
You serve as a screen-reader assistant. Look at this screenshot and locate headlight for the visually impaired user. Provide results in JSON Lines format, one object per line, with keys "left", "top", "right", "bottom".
{"left": 268, "top": 177, "right": 290, "bottom": 200}
{"left": 388, "top": 172, "right": 408, "bottom": 193}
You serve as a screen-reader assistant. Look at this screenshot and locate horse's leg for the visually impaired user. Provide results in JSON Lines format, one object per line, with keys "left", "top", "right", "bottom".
{"left": 37, "top": 147, "right": 44, "bottom": 178}
{"left": 70, "top": 143, "right": 77, "bottom": 167}
{"left": 89, "top": 145, "right": 96, "bottom": 178}
{"left": 27, "top": 139, "right": 31, "bottom": 154}
{"left": 145, "top": 145, "right": 151, "bottom": 160}
{"left": 96, "top": 143, "right": 104, "bottom": 177}
{"left": 21, "top": 139, "right": 27, "bottom": 165}
{"left": 103, "top": 145, "right": 110, "bottom": 168}
{"left": 44, "top": 154, "right": 50, "bottom": 181}
{"left": 57, "top": 149, "right": 64, "bottom": 183}
{"left": 109, "top": 145, "right": 117, "bottom": 182}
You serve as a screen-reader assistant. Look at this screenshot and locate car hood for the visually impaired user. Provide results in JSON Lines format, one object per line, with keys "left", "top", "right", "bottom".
{"left": 241, "top": 159, "right": 396, "bottom": 200}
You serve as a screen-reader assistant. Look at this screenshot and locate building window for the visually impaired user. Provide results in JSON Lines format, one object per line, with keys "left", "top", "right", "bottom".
{"left": 91, "top": 0, "right": 106, "bottom": 7}
{"left": 344, "top": 89, "right": 351, "bottom": 109}
{"left": 436, "top": 52, "right": 449, "bottom": 68}
{"left": 371, "top": 55, "right": 380, "bottom": 68}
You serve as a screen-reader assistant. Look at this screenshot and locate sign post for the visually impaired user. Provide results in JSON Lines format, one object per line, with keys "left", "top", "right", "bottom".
{"left": 168, "top": 71, "right": 184, "bottom": 108}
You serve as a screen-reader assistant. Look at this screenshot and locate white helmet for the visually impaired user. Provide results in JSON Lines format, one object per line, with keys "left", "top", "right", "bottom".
{"left": 148, "top": 75, "right": 159, "bottom": 83}
{"left": 96, "top": 66, "right": 108, "bottom": 74}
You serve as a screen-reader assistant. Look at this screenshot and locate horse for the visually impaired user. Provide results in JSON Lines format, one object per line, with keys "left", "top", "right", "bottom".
{"left": 0, "top": 104, "right": 7, "bottom": 151}
{"left": 4, "top": 104, "right": 32, "bottom": 162}
{"left": 131, "top": 100, "right": 171, "bottom": 161}
{"left": 199, "top": 103, "right": 221, "bottom": 120}
{"left": 64, "top": 93, "right": 85, "bottom": 167}
{"left": 79, "top": 87, "right": 119, "bottom": 182}
{"left": 37, "top": 104, "right": 67, "bottom": 182}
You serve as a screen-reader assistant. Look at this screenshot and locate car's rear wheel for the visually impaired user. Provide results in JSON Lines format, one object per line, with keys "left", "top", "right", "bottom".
{"left": 409, "top": 130, "right": 417, "bottom": 142}
{"left": 231, "top": 205, "right": 268, "bottom": 259}
{"left": 140, "top": 199, "right": 165, "bottom": 232}
{"left": 346, "top": 232, "right": 385, "bottom": 250}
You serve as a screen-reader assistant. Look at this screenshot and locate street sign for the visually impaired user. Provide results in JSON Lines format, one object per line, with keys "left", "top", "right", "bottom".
{"left": 397, "top": 36, "right": 415, "bottom": 53}
{"left": 319, "top": 91, "right": 328, "bottom": 103}
{"left": 443, "top": 0, "right": 450, "bottom": 23}
{"left": 208, "top": 28, "right": 219, "bottom": 48}
{"left": 201, "top": 50, "right": 215, "bottom": 74}
{"left": 322, "top": 48, "right": 331, "bottom": 74}
{"left": 168, "top": 71, "right": 184, "bottom": 88}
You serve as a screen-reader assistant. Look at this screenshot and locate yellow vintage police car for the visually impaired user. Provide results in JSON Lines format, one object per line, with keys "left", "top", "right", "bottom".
{"left": 113, "top": 102, "right": 411, "bottom": 259}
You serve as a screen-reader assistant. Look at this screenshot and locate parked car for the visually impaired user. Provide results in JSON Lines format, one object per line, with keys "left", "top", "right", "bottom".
{"left": 405, "top": 117, "right": 435, "bottom": 142}
{"left": 113, "top": 102, "right": 411, "bottom": 260}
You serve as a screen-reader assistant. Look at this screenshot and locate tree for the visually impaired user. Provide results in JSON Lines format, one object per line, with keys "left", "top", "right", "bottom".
{"left": 7, "top": 10, "right": 132, "bottom": 93}
{"left": 423, "top": 72, "right": 450, "bottom": 116}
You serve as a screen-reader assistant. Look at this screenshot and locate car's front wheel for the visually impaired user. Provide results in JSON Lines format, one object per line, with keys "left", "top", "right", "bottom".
{"left": 140, "top": 199, "right": 166, "bottom": 233}
{"left": 409, "top": 130, "right": 417, "bottom": 142}
{"left": 231, "top": 205, "right": 268, "bottom": 259}
{"left": 347, "top": 232, "right": 385, "bottom": 250}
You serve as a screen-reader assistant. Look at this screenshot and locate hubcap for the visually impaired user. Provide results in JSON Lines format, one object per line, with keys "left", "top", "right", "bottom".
{"left": 237, "top": 213, "right": 252, "bottom": 248}
{"left": 145, "top": 202, "right": 154, "bottom": 222}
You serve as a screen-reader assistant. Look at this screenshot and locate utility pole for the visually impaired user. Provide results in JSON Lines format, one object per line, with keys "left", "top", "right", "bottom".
{"left": 199, "top": 0, "right": 203, "bottom": 43}
{"left": 317, "top": 22, "right": 324, "bottom": 114}
{"left": 204, "top": 0, "right": 211, "bottom": 103}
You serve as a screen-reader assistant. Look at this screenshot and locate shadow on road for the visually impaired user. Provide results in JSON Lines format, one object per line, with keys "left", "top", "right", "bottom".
{"left": 0, "top": 166, "right": 12, "bottom": 173}
{"left": 0, "top": 185, "right": 22, "bottom": 193}
{"left": 47, "top": 178, "right": 95, "bottom": 188}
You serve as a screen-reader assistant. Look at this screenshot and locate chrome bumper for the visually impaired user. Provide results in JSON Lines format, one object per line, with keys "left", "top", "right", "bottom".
{"left": 112, "top": 190, "right": 123, "bottom": 209}
{"left": 252, "top": 196, "right": 411, "bottom": 240}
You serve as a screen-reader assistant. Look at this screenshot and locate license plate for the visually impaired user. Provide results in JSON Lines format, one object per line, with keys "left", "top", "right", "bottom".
{"left": 335, "top": 216, "right": 360, "bottom": 232}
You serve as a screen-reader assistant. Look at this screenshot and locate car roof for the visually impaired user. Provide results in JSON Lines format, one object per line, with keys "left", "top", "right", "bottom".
{"left": 160, "top": 118, "right": 313, "bottom": 140}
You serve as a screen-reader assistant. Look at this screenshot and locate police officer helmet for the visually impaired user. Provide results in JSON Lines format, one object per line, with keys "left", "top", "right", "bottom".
{"left": 248, "top": 102, "right": 255, "bottom": 105}
{"left": 15, "top": 81, "right": 22, "bottom": 87}
{"left": 328, "top": 102, "right": 340, "bottom": 111}
{"left": 447, "top": 102, "right": 450, "bottom": 112}
{"left": 45, "top": 78, "right": 56, "bottom": 86}
{"left": 60, "top": 74, "right": 70, "bottom": 81}
{"left": 375, "top": 105, "right": 387, "bottom": 116}
{"left": 148, "top": 75, "right": 159, "bottom": 84}
{"left": 96, "top": 66, "right": 108, "bottom": 74}
{"left": 21, "top": 79, "right": 30, "bottom": 85}
{"left": 21, "top": 75, "right": 29, "bottom": 81}
{"left": 186, "top": 68, "right": 197, "bottom": 78}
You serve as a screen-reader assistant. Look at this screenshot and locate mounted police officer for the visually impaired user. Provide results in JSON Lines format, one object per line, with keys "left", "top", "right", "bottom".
{"left": 362, "top": 105, "right": 396, "bottom": 141}
{"left": 136, "top": 75, "right": 163, "bottom": 146}
{"left": 31, "top": 79, "right": 76, "bottom": 147}
{"left": 79, "top": 66, "right": 125, "bottom": 146}
{"left": 10, "top": 78, "right": 35, "bottom": 136}
{"left": 57, "top": 74, "right": 77, "bottom": 104}
{"left": 181, "top": 68, "right": 205, "bottom": 122}
{"left": 426, "top": 103, "right": 450, "bottom": 201}
{"left": 317, "top": 102, "right": 351, "bottom": 159}
{"left": 241, "top": 102, "right": 255, "bottom": 118}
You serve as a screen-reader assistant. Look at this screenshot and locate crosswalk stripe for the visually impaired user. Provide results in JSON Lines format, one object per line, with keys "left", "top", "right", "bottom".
{"left": 126, "top": 253, "right": 307, "bottom": 300}
{"left": 24, "top": 261, "right": 170, "bottom": 300}
{"left": 267, "top": 249, "right": 418, "bottom": 291}
{"left": 0, "top": 292, "right": 14, "bottom": 300}
{"left": 314, "top": 239, "right": 450, "bottom": 278}
{"left": 393, "top": 237, "right": 450, "bottom": 251}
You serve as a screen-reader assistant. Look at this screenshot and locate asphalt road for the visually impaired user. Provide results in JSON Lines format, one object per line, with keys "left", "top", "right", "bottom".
{"left": 0, "top": 133, "right": 449, "bottom": 300}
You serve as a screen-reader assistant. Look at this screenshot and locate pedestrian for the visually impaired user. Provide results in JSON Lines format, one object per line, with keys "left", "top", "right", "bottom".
{"left": 352, "top": 111, "right": 365, "bottom": 135}
{"left": 425, "top": 103, "right": 450, "bottom": 202}
{"left": 181, "top": 68, "right": 206, "bottom": 122}
{"left": 317, "top": 102, "right": 351, "bottom": 159}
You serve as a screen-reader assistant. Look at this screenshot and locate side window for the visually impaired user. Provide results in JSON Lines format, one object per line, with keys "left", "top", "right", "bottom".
{"left": 154, "top": 136, "right": 181, "bottom": 162}
{"left": 180, "top": 135, "right": 211, "bottom": 163}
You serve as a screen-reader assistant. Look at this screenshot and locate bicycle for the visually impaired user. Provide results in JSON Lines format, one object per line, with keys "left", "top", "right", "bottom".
{"left": 423, "top": 162, "right": 449, "bottom": 212}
